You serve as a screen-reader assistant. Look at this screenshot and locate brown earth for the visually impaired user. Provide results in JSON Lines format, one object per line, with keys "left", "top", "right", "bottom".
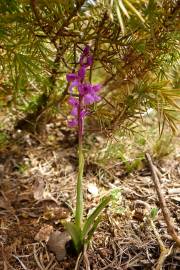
{"left": 0, "top": 124, "right": 180, "bottom": 270}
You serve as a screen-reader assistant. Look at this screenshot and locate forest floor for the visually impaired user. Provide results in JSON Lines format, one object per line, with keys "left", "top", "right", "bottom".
{"left": 0, "top": 119, "right": 180, "bottom": 270}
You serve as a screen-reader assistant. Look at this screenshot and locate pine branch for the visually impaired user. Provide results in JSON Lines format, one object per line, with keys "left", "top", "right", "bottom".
{"left": 52, "top": 0, "right": 86, "bottom": 43}
{"left": 89, "top": 12, "right": 108, "bottom": 83}
{"left": 30, "top": 0, "right": 57, "bottom": 47}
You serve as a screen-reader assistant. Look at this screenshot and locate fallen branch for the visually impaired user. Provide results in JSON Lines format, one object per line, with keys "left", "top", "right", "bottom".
{"left": 135, "top": 200, "right": 173, "bottom": 270}
{"left": 145, "top": 153, "right": 180, "bottom": 247}
{"left": 12, "top": 255, "right": 28, "bottom": 270}
{"left": 149, "top": 219, "right": 173, "bottom": 270}
{"left": 33, "top": 245, "right": 46, "bottom": 270}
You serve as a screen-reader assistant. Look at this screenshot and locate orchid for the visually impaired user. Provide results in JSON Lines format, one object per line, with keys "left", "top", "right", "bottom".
{"left": 64, "top": 46, "right": 119, "bottom": 254}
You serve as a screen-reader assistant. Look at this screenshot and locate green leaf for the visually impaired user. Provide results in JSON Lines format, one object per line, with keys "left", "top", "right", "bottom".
{"left": 63, "top": 222, "right": 82, "bottom": 252}
{"left": 85, "top": 216, "right": 102, "bottom": 245}
{"left": 150, "top": 207, "right": 158, "bottom": 220}
{"left": 82, "top": 189, "right": 120, "bottom": 238}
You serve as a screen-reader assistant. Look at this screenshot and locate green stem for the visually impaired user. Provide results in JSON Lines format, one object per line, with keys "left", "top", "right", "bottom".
{"left": 75, "top": 96, "right": 84, "bottom": 229}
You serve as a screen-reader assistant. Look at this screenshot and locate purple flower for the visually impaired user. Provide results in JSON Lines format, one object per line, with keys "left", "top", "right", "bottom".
{"left": 78, "top": 83, "right": 101, "bottom": 105}
{"left": 69, "top": 107, "right": 87, "bottom": 128}
{"left": 78, "top": 66, "right": 86, "bottom": 80}
{"left": 71, "top": 106, "right": 78, "bottom": 116}
{"left": 83, "top": 45, "right": 90, "bottom": 55}
{"left": 79, "top": 45, "right": 93, "bottom": 68}
{"left": 78, "top": 83, "right": 91, "bottom": 96}
{"left": 84, "top": 93, "right": 101, "bottom": 105}
{"left": 87, "top": 56, "right": 93, "bottom": 66}
{"left": 67, "top": 67, "right": 86, "bottom": 93}
{"left": 66, "top": 46, "right": 101, "bottom": 130}
{"left": 83, "top": 93, "right": 95, "bottom": 105}
{"left": 69, "top": 80, "right": 80, "bottom": 93}
{"left": 92, "top": 84, "right": 101, "bottom": 92}
{"left": 68, "top": 119, "right": 78, "bottom": 127}
{"left": 80, "top": 55, "right": 93, "bottom": 67}
{"left": 66, "top": 73, "right": 77, "bottom": 82}
{"left": 69, "top": 96, "right": 79, "bottom": 106}
{"left": 69, "top": 97, "right": 79, "bottom": 117}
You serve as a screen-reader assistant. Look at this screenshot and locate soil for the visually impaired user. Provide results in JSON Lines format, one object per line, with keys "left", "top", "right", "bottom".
{"left": 0, "top": 123, "right": 180, "bottom": 270}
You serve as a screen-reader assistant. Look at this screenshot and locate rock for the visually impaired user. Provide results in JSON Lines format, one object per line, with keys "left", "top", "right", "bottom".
{"left": 35, "top": 225, "right": 54, "bottom": 242}
{"left": 47, "top": 231, "right": 71, "bottom": 261}
{"left": 87, "top": 183, "right": 99, "bottom": 197}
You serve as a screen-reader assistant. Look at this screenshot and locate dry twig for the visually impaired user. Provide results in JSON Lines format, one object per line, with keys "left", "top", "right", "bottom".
{"left": 33, "top": 244, "right": 46, "bottom": 270}
{"left": 12, "top": 255, "right": 28, "bottom": 270}
{"left": 74, "top": 252, "right": 83, "bottom": 270}
{"left": 135, "top": 200, "right": 173, "bottom": 270}
{"left": 145, "top": 153, "right": 180, "bottom": 247}
{"left": 150, "top": 220, "right": 173, "bottom": 270}
{"left": 83, "top": 245, "right": 91, "bottom": 270}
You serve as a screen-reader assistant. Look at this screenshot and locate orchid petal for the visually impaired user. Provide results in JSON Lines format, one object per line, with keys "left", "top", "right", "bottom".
{"left": 78, "top": 66, "right": 86, "bottom": 80}
{"left": 83, "top": 93, "right": 95, "bottom": 105}
{"left": 71, "top": 107, "right": 78, "bottom": 116}
{"left": 93, "top": 94, "right": 101, "bottom": 102}
{"left": 69, "top": 80, "right": 79, "bottom": 93}
{"left": 78, "top": 83, "right": 92, "bottom": 95}
{"left": 66, "top": 73, "right": 77, "bottom": 82}
{"left": 87, "top": 56, "right": 93, "bottom": 66}
{"left": 92, "top": 84, "right": 101, "bottom": 92}
{"left": 68, "top": 119, "right": 78, "bottom": 127}
{"left": 69, "top": 96, "right": 79, "bottom": 106}
{"left": 83, "top": 45, "right": 90, "bottom": 55}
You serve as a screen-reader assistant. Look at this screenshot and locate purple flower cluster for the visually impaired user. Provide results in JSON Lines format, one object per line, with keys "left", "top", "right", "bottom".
{"left": 66, "top": 46, "right": 101, "bottom": 128}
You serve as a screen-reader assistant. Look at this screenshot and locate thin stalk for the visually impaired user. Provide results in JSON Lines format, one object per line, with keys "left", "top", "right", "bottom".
{"left": 75, "top": 95, "right": 84, "bottom": 229}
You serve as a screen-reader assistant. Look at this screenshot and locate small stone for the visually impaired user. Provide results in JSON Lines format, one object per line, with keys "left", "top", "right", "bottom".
{"left": 35, "top": 225, "right": 53, "bottom": 242}
{"left": 87, "top": 183, "right": 99, "bottom": 197}
{"left": 47, "top": 231, "right": 71, "bottom": 261}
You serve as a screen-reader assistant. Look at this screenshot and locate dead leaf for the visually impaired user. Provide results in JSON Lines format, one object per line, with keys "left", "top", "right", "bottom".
{"left": 43, "top": 206, "right": 70, "bottom": 221}
{"left": 35, "top": 225, "right": 54, "bottom": 242}
{"left": 0, "top": 197, "right": 11, "bottom": 210}
{"left": 47, "top": 231, "right": 71, "bottom": 261}
{"left": 33, "top": 178, "right": 45, "bottom": 201}
{"left": 17, "top": 192, "right": 33, "bottom": 203}
{"left": 0, "top": 194, "right": 11, "bottom": 210}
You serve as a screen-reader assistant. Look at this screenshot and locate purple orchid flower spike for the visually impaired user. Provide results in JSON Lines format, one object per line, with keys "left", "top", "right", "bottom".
{"left": 66, "top": 45, "right": 101, "bottom": 130}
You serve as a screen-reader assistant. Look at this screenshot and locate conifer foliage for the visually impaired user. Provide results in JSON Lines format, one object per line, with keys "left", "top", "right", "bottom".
{"left": 0, "top": 0, "right": 179, "bottom": 133}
